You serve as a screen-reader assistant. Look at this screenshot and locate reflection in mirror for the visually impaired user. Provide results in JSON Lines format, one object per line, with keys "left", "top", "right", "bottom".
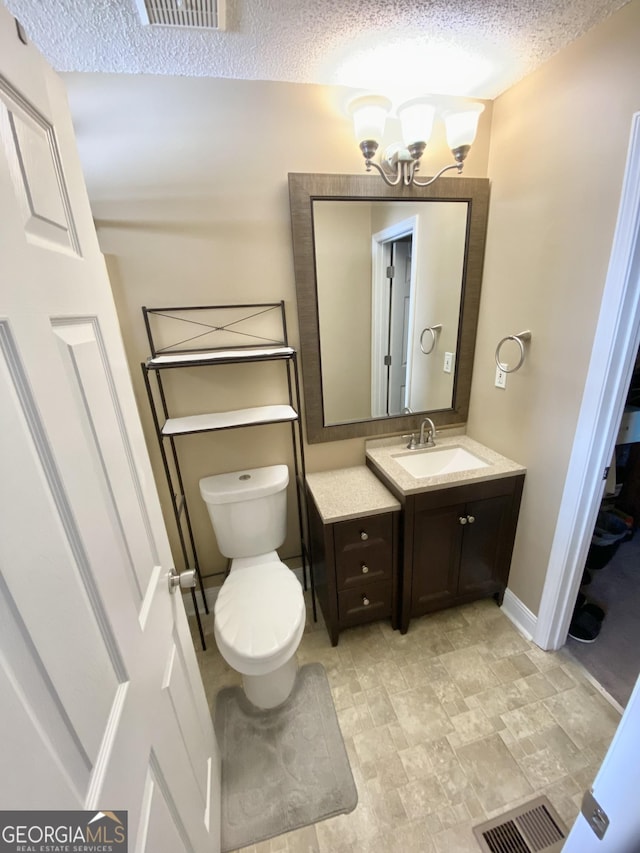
{"left": 314, "top": 200, "right": 468, "bottom": 425}
{"left": 288, "top": 173, "right": 490, "bottom": 443}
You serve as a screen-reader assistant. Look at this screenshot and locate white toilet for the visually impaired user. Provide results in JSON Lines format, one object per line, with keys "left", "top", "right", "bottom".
{"left": 199, "top": 464, "right": 306, "bottom": 709}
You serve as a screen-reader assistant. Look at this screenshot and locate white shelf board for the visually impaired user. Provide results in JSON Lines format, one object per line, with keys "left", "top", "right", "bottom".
{"left": 148, "top": 346, "right": 294, "bottom": 367}
{"left": 162, "top": 405, "right": 298, "bottom": 435}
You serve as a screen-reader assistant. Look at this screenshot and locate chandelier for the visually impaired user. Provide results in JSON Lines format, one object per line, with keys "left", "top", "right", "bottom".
{"left": 349, "top": 95, "right": 485, "bottom": 188}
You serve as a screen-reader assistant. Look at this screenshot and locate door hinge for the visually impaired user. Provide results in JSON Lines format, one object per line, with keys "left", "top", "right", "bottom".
{"left": 386, "top": 265, "right": 395, "bottom": 278}
{"left": 603, "top": 466, "right": 610, "bottom": 481}
{"left": 581, "top": 789, "right": 609, "bottom": 840}
{"left": 384, "top": 355, "right": 392, "bottom": 366}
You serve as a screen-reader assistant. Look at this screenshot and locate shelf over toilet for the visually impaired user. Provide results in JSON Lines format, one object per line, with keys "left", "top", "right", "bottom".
{"left": 162, "top": 405, "right": 298, "bottom": 436}
{"left": 140, "top": 302, "right": 310, "bottom": 650}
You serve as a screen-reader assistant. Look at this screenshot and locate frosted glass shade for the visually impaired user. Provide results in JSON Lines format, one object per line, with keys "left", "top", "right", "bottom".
{"left": 397, "top": 98, "right": 436, "bottom": 147}
{"left": 349, "top": 95, "right": 391, "bottom": 144}
{"left": 443, "top": 103, "right": 485, "bottom": 150}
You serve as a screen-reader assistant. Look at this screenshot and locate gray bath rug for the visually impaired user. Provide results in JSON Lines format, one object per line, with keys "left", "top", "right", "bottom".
{"left": 214, "top": 662, "right": 358, "bottom": 852}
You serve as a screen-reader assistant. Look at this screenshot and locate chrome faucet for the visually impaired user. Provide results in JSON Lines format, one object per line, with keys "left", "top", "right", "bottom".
{"left": 405, "top": 417, "right": 436, "bottom": 450}
{"left": 418, "top": 417, "right": 436, "bottom": 448}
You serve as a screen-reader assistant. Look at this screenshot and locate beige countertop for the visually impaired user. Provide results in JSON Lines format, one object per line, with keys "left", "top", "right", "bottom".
{"left": 306, "top": 466, "right": 401, "bottom": 524}
{"left": 365, "top": 434, "right": 526, "bottom": 496}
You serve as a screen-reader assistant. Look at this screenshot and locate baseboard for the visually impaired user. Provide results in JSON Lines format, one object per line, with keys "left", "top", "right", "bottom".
{"left": 182, "top": 562, "right": 304, "bottom": 616}
{"left": 500, "top": 588, "right": 537, "bottom": 642}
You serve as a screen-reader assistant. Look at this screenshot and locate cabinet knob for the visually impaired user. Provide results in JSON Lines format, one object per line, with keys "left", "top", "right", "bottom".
{"left": 361, "top": 563, "right": 369, "bottom": 574}
{"left": 360, "top": 530, "right": 369, "bottom": 541}
{"left": 467, "top": 515, "right": 475, "bottom": 524}
{"left": 459, "top": 516, "right": 468, "bottom": 525}
{"left": 362, "top": 595, "right": 370, "bottom": 606}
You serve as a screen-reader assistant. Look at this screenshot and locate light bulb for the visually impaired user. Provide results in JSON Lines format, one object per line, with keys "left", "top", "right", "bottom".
{"left": 348, "top": 95, "right": 391, "bottom": 144}
{"left": 397, "top": 98, "right": 436, "bottom": 147}
{"left": 443, "top": 103, "right": 485, "bottom": 150}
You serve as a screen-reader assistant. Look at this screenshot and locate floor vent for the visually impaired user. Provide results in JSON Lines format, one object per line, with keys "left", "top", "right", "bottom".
{"left": 136, "top": 0, "right": 226, "bottom": 30}
{"left": 473, "top": 796, "right": 567, "bottom": 853}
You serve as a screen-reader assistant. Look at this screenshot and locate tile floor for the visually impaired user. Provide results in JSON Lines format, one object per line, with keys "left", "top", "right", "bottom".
{"left": 194, "top": 594, "right": 621, "bottom": 853}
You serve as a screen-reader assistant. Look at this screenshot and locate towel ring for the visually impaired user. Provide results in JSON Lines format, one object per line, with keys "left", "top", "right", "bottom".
{"left": 495, "top": 330, "right": 532, "bottom": 373}
{"left": 419, "top": 324, "right": 442, "bottom": 355}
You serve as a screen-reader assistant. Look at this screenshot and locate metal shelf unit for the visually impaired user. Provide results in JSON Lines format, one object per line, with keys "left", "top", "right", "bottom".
{"left": 140, "top": 302, "right": 311, "bottom": 649}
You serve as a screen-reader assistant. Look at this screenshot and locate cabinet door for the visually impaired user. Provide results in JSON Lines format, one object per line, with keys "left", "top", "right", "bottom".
{"left": 458, "top": 494, "right": 511, "bottom": 596}
{"left": 411, "top": 502, "right": 464, "bottom": 614}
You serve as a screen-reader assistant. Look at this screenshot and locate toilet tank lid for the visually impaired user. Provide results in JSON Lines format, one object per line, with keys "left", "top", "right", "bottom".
{"left": 199, "top": 464, "right": 289, "bottom": 504}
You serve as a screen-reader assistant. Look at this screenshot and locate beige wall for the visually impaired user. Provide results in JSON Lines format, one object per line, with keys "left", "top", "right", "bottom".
{"left": 314, "top": 201, "right": 372, "bottom": 423}
{"left": 64, "top": 73, "right": 490, "bottom": 579}
{"left": 468, "top": 0, "right": 640, "bottom": 613}
{"left": 407, "top": 202, "right": 467, "bottom": 412}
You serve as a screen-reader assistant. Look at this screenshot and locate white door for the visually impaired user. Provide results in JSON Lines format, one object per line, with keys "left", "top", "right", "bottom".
{"left": 0, "top": 7, "right": 220, "bottom": 851}
{"left": 387, "top": 238, "right": 412, "bottom": 415}
{"left": 563, "top": 675, "right": 640, "bottom": 851}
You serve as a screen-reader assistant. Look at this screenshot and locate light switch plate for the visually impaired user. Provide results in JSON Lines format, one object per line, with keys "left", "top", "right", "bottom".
{"left": 443, "top": 352, "right": 453, "bottom": 373}
{"left": 495, "top": 365, "right": 507, "bottom": 388}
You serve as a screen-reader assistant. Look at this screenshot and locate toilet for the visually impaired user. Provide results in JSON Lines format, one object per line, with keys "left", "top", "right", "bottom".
{"left": 199, "top": 464, "right": 305, "bottom": 709}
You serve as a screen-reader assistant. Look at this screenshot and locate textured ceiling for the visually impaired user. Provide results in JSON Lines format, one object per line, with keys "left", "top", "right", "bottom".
{"left": 2, "top": 0, "right": 631, "bottom": 99}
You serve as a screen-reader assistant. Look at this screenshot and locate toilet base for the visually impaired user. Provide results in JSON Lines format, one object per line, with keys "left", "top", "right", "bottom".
{"left": 242, "top": 655, "right": 298, "bottom": 709}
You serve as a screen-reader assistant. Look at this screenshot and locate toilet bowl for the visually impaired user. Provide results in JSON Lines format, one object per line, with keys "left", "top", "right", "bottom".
{"left": 199, "top": 465, "right": 305, "bottom": 709}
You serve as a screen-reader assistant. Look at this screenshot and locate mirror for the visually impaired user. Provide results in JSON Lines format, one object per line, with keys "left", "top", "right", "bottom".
{"left": 288, "top": 173, "right": 490, "bottom": 443}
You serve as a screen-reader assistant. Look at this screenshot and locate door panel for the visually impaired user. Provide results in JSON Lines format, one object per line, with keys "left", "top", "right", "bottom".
{"left": 412, "top": 503, "right": 463, "bottom": 613}
{"left": 0, "top": 75, "right": 80, "bottom": 253}
{"left": 458, "top": 495, "right": 510, "bottom": 596}
{"left": 0, "top": 7, "right": 220, "bottom": 849}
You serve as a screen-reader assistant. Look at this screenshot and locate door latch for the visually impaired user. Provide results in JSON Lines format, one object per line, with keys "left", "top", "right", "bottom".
{"left": 581, "top": 789, "right": 609, "bottom": 840}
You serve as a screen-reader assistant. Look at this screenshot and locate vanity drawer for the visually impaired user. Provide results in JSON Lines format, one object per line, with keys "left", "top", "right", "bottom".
{"left": 334, "top": 514, "right": 393, "bottom": 589}
{"left": 335, "top": 513, "right": 392, "bottom": 551}
{"left": 336, "top": 545, "right": 392, "bottom": 589}
{"left": 338, "top": 580, "right": 392, "bottom": 628}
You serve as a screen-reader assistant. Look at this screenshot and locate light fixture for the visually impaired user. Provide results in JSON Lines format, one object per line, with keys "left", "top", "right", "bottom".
{"left": 348, "top": 95, "right": 484, "bottom": 187}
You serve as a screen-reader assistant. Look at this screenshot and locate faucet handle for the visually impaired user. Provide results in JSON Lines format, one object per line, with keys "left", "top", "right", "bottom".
{"left": 403, "top": 433, "right": 417, "bottom": 449}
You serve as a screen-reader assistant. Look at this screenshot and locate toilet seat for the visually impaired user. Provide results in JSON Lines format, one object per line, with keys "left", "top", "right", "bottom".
{"left": 213, "top": 562, "right": 305, "bottom": 676}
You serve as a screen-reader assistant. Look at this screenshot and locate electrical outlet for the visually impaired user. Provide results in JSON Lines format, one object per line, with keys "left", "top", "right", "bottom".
{"left": 495, "top": 365, "right": 508, "bottom": 389}
{"left": 443, "top": 352, "right": 453, "bottom": 373}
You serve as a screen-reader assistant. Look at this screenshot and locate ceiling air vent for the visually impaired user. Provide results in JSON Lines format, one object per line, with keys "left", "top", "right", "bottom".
{"left": 473, "top": 796, "right": 567, "bottom": 853}
{"left": 136, "top": 0, "right": 226, "bottom": 30}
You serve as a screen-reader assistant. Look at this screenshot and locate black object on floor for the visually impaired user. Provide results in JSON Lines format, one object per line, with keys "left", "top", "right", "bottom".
{"left": 574, "top": 592, "right": 606, "bottom": 622}
{"left": 568, "top": 608, "right": 602, "bottom": 643}
{"left": 567, "top": 534, "right": 640, "bottom": 707}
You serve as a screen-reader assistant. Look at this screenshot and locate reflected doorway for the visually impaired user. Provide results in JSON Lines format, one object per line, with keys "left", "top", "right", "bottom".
{"left": 371, "top": 218, "right": 417, "bottom": 417}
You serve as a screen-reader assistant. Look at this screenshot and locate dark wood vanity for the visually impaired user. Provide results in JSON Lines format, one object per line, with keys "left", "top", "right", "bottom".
{"left": 374, "top": 470, "right": 525, "bottom": 633}
{"left": 306, "top": 468, "right": 400, "bottom": 645}
{"left": 306, "top": 449, "right": 525, "bottom": 643}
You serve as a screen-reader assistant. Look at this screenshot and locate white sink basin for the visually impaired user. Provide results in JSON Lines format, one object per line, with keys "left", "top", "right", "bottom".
{"left": 392, "top": 445, "right": 490, "bottom": 478}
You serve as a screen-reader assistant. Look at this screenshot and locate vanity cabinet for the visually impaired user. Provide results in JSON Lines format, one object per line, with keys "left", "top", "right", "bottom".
{"left": 405, "top": 476, "right": 524, "bottom": 631}
{"left": 306, "top": 468, "right": 400, "bottom": 645}
{"left": 366, "top": 453, "right": 524, "bottom": 633}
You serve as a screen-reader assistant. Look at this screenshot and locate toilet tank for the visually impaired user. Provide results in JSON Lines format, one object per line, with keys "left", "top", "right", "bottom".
{"left": 199, "top": 464, "right": 289, "bottom": 558}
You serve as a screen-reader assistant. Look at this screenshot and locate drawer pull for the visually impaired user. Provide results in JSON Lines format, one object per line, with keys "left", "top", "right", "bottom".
{"left": 459, "top": 516, "right": 468, "bottom": 525}
{"left": 360, "top": 530, "right": 369, "bottom": 541}
{"left": 362, "top": 595, "right": 370, "bottom": 606}
{"left": 467, "top": 515, "right": 476, "bottom": 524}
{"left": 361, "top": 563, "right": 369, "bottom": 574}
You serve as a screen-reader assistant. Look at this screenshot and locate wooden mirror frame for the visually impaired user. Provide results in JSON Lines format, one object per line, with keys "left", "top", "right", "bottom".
{"left": 288, "top": 172, "right": 490, "bottom": 443}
